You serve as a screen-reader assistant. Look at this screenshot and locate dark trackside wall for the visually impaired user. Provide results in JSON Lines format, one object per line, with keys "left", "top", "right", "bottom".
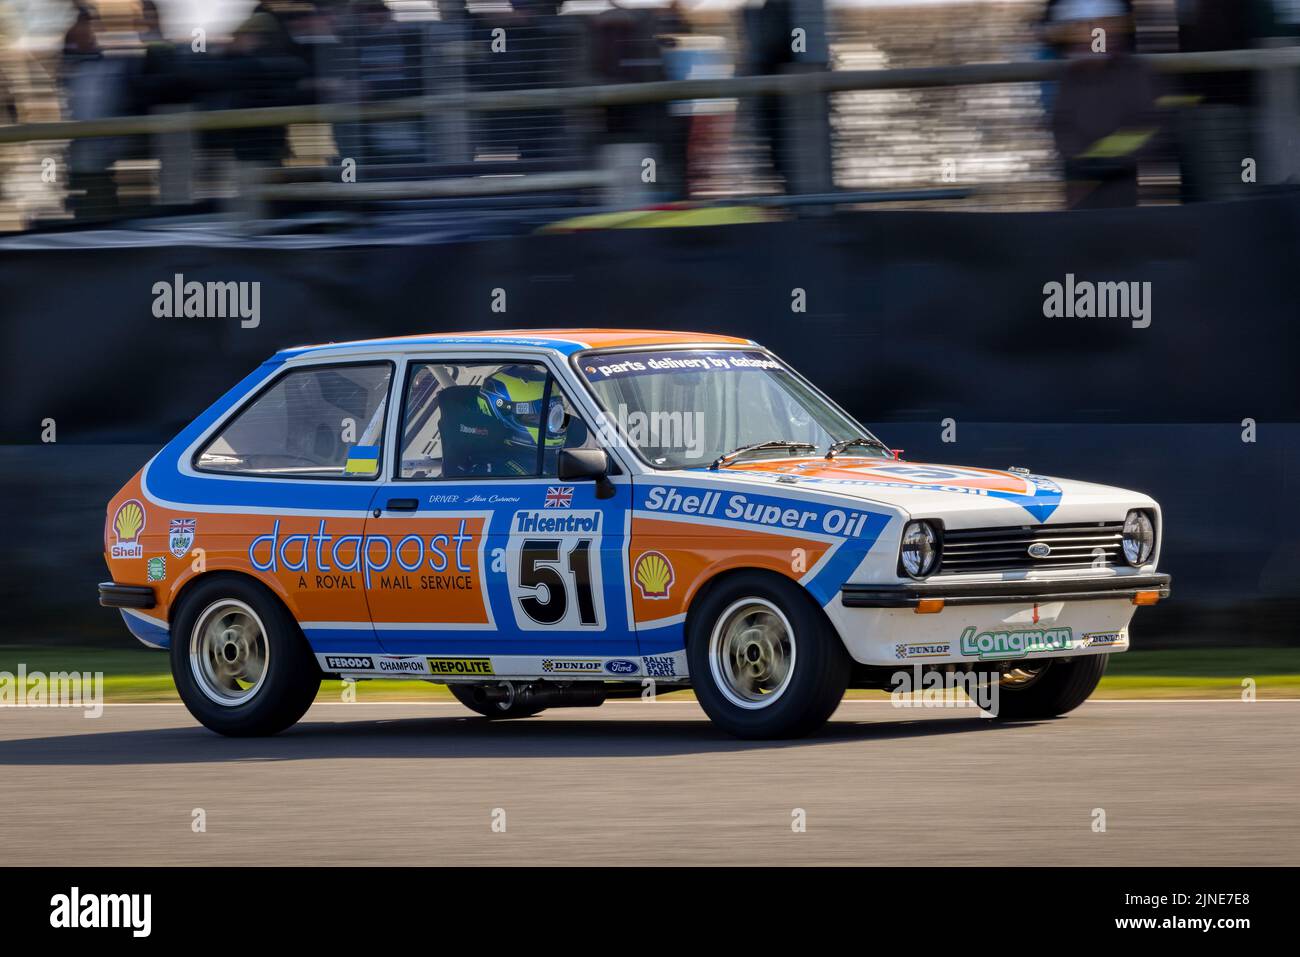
{"left": 2, "top": 195, "right": 1297, "bottom": 644}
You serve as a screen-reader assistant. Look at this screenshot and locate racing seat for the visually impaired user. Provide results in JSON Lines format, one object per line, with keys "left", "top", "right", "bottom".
{"left": 437, "top": 385, "right": 510, "bottom": 476}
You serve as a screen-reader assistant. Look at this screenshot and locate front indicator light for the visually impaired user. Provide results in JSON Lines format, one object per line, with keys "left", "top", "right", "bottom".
{"left": 1132, "top": 590, "right": 1160, "bottom": 606}
{"left": 914, "top": 599, "right": 945, "bottom": 614}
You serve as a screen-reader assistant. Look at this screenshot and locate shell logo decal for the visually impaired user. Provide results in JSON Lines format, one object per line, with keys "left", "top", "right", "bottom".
{"left": 633, "top": 551, "right": 674, "bottom": 599}
{"left": 111, "top": 499, "right": 146, "bottom": 558}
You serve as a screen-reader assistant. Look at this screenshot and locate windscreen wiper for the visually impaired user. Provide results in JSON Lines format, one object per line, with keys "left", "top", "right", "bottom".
{"left": 825, "top": 436, "right": 890, "bottom": 460}
{"left": 711, "top": 440, "right": 817, "bottom": 470}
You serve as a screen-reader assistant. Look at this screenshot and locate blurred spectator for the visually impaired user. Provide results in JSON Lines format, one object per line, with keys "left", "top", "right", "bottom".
{"left": 660, "top": 23, "right": 736, "bottom": 197}
{"left": 138, "top": 0, "right": 163, "bottom": 43}
{"left": 1174, "top": 0, "right": 1263, "bottom": 201}
{"left": 62, "top": 3, "right": 135, "bottom": 219}
{"left": 1260, "top": 0, "right": 1300, "bottom": 36}
{"left": 468, "top": 0, "right": 586, "bottom": 164}
{"left": 651, "top": 2, "right": 695, "bottom": 197}
{"left": 741, "top": 0, "right": 796, "bottom": 189}
{"left": 1048, "top": 0, "right": 1157, "bottom": 209}
{"left": 587, "top": 1, "right": 676, "bottom": 190}
{"left": 0, "top": 14, "right": 17, "bottom": 125}
{"left": 1037, "top": 0, "right": 1135, "bottom": 114}
{"left": 1247, "top": 1, "right": 1300, "bottom": 188}
{"left": 208, "top": 2, "right": 320, "bottom": 166}
{"left": 335, "top": 0, "right": 425, "bottom": 168}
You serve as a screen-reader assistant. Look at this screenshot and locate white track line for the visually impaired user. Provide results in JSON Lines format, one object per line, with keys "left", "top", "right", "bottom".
{"left": 3, "top": 698, "right": 1298, "bottom": 709}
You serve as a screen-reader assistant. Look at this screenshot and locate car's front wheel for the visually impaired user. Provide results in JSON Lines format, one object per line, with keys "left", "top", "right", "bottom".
{"left": 990, "top": 654, "right": 1108, "bottom": 720}
{"left": 687, "top": 573, "right": 850, "bottom": 739}
{"left": 170, "top": 576, "right": 321, "bottom": 736}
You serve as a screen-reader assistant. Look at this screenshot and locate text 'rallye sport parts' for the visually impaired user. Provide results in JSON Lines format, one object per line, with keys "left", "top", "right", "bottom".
{"left": 99, "top": 329, "right": 1169, "bottom": 738}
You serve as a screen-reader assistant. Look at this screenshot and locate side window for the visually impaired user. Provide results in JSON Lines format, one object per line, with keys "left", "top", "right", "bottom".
{"left": 399, "top": 361, "right": 599, "bottom": 480}
{"left": 400, "top": 361, "right": 544, "bottom": 479}
{"left": 196, "top": 364, "right": 391, "bottom": 479}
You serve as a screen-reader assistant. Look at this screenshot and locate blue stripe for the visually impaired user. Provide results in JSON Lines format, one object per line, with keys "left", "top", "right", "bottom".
{"left": 279, "top": 334, "right": 591, "bottom": 361}
{"left": 805, "top": 512, "right": 891, "bottom": 605}
{"left": 634, "top": 625, "right": 687, "bottom": 655}
{"left": 302, "top": 629, "right": 387, "bottom": 654}
{"left": 143, "top": 357, "right": 382, "bottom": 511}
{"left": 367, "top": 634, "right": 641, "bottom": 656}
{"left": 121, "top": 611, "right": 170, "bottom": 649}
{"left": 633, "top": 482, "right": 891, "bottom": 609}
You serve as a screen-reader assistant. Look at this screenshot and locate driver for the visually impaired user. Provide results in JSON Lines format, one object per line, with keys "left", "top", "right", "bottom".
{"left": 467, "top": 365, "right": 568, "bottom": 476}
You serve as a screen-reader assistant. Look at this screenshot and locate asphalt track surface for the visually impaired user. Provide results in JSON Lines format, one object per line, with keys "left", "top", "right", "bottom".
{"left": 1, "top": 699, "right": 1296, "bottom": 866}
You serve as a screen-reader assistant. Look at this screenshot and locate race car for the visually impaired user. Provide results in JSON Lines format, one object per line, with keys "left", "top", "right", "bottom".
{"left": 99, "top": 329, "right": 1169, "bottom": 739}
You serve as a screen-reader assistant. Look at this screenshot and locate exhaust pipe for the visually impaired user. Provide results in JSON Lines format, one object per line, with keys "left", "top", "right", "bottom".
{"left": 472, "top": 681, "right": 607, "bottom": 709}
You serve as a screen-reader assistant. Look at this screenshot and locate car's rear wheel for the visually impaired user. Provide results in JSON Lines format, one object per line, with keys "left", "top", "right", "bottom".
{"left": 990, "top": 654, "right": 1108, "bottom": 720}
{"left": 448, "top": 682, "right": 547, "bottom": 720}
{"left": 170, "top": 576, "right": 320, "bottom": 736}
{"left": 687, "top": 573, "right": 850, "bottom": 739}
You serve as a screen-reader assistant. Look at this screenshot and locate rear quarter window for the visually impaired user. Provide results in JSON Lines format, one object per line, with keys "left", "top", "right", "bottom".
{"left": 195, "top": 363, "right": 392, "bottom": 479}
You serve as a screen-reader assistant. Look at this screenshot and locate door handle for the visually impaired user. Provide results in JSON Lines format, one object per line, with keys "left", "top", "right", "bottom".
{"left": 384, "top": 498, "right": 419, "bottom": 512}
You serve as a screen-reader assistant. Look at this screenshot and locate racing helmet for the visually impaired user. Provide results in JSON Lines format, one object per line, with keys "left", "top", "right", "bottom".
{"left": 477, "top": 365, "right": 567, "bottom": 447}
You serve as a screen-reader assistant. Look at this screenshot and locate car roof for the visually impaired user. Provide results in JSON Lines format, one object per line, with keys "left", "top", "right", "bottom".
{"left": 277, "top": 329, "right": 755, "bottom": 360}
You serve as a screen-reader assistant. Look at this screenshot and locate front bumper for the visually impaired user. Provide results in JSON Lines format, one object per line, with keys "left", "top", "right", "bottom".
{"left": 98, "top": 582, "right": 156, "bottom": 609}
{"left": 841, "top": 573, "right": 1171, "bottom": 608}
{"left": 828, "top": 574, "right": 1170, "bottom": 667}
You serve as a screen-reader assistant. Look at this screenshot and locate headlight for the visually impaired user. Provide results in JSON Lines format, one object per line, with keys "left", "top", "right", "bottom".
{"left": 900, "top": 521, "right": 941, "bottom": 578}
{"left": 1122, "top": 510, "right": 1155, "bottom": 566}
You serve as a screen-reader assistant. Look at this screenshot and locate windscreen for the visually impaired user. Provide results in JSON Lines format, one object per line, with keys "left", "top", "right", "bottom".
{"left": 577, "top": 349, "right": 880, "bottom": 469}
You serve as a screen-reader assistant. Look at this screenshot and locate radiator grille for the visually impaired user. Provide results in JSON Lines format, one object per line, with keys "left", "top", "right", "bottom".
{"left": 939, "top": 522, "right": 1124, "bottom": 574}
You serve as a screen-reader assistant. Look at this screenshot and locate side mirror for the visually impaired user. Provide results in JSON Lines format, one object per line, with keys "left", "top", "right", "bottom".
{"left": 558, "top": 448, "right": 616, "bottom": 500}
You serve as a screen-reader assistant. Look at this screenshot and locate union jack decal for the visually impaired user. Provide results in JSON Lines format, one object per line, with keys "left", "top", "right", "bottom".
{"left": 544, "top": 486, "right": 574, "bottom": 508}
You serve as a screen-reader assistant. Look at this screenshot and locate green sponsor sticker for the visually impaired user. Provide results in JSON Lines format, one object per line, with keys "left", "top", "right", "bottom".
{"left": 959, "top": 625, "right": 1074, "bottom": 660}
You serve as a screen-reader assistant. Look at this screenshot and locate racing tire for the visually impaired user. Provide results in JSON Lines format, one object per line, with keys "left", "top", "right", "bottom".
{"left": 990, "top": 654, "right": 1108, "bottom": 720}
{"left": 170, "top": 576, "right": 321, "bottom": 737}
{"left": 449, "top": 683, "right": 547, "bottom": 720}
{"left": 687, "top": 573, "right": 850, "bottom": 739}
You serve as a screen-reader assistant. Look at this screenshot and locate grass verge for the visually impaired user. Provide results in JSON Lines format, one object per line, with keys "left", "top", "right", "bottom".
{"left": 0, "top": 645, "right": 1296, "bottom": 703}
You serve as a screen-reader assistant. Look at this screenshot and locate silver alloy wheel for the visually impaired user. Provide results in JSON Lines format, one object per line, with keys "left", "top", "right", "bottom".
{"left": 189, "top": 599, "right": 270, "bottom": 706}
{"left": 708, "top": 598, "right": 797, "bottom": 710}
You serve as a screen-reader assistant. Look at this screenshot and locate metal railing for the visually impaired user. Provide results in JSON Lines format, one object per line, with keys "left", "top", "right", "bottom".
{"left": 3, "top": 47, "right": 1295, "bottom": 144}
{"left": 1, "top": 45, "right": 1298, "bottom": 225}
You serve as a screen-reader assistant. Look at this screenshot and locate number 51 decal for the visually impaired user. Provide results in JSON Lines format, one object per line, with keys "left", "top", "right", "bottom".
{"left": 506, "top": 512, "right": 607, "bottom": 630}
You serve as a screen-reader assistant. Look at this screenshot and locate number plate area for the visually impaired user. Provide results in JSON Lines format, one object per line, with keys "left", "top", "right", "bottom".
{"left": 506, "top": 508, "right": 606, "bottom": 631}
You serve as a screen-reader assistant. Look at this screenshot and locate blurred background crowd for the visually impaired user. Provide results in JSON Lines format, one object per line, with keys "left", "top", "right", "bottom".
{"left": 1, "top": 0, "right": 1299, "bottom": 230}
